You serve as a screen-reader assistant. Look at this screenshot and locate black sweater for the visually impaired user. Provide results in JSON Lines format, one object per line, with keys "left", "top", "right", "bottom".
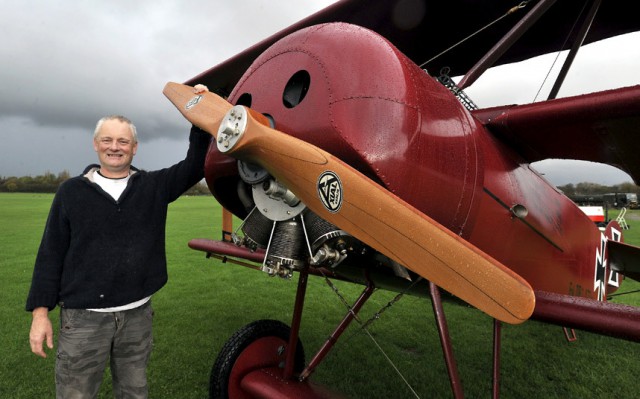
{"left": 26, "top": 126, "right": 211, "bottom": 311}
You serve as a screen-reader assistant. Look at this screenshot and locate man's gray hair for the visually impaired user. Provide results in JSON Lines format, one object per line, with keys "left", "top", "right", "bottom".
{"left": 93, "top": 115, "right": 138, "bottom": 142}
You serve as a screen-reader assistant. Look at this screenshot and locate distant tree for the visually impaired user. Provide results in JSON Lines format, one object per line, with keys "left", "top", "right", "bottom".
{"left": 558, "top": 181, "right": 640, "bottom": 197}
{"left": 558, "top": 183, "right": 575, "bottom": 197}
{"left": 183, "top": 181, "right": 212, "bottom": 196}
{"left": 612, "top": 182, "right": 640, "bottom": 194}
{"left": 3, "top": 178, "right": 19, "bottom": 192}
{"left": 0, "top": 171, "right": 213, "bottom": 195}
{"left": 0, "top": 171, "right": 70, "bottom": 193}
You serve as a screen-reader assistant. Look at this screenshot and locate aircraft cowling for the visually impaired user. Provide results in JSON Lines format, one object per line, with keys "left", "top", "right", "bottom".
{"left": 203, "top": 22, "right": 615, "bottom": 300}
{"left": 204, "top": 23, "right": 481, "bottom": 234}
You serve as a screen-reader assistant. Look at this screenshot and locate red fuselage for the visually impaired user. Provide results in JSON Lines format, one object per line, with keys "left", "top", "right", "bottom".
{"left": 204, "top": 23, "right": 617, "bottom": 301}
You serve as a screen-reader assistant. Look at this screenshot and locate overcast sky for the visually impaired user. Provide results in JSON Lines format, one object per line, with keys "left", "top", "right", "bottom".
{"left": 1, "top": 0, "right": 638, "bottom": 186}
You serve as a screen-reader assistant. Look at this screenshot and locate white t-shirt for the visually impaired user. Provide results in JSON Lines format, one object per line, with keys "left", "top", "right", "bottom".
{"left": 92, "top": 169, "right": 130, "bottom": 201}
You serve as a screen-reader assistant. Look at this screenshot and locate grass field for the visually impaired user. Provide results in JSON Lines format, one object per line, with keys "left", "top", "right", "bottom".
{"left": 2, "top": 192, "right": 639, "bottom": 398}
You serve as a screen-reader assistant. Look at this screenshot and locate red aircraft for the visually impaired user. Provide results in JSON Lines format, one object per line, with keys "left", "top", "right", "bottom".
{"left": 164, "top": 0, "right": 640, "bottom": 397}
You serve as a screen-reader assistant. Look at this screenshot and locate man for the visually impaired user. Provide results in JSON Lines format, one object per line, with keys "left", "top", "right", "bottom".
{"left": 26, "top": 84, "right": 211, "bottom": 399}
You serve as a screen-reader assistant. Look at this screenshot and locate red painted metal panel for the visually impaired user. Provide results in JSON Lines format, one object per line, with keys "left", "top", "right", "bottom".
{"left": 240, "top": 367, "right": 347, "bottom": 399}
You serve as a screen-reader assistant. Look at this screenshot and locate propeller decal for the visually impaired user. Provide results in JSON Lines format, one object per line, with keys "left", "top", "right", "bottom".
{"left": 185, "top": 95, "right": 203, "bottom": 110}
{"left": 317, "top": 171, "right": 343, "bottom": 213}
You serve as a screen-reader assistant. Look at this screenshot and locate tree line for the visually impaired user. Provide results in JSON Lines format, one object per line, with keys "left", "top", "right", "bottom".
{"left": 556, "top": 182, "right": 640, "bottom": 197}
{"left": 0, "top": 171, "right": 211, "bottom": 196}
{"left": 2, "top": 171, "right": 638, "bottom": 197}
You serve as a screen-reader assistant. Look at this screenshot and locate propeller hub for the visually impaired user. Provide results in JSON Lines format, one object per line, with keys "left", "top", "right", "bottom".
{"left": 217, "top": 105, "right": 247, "bottom": 152}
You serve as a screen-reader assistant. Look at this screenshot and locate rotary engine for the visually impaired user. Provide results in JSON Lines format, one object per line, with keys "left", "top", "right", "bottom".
{"left": 232, "top": 160, "right": 358, "bottom": 278}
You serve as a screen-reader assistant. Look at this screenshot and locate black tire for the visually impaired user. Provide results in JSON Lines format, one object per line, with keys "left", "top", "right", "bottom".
{"left": 209, "top": 319, "right": 305, "bottom": 399}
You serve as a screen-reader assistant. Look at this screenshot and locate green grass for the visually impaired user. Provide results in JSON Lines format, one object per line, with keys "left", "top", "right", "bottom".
{"left": 2, "top": 193, "right": 639, "bottom": 398}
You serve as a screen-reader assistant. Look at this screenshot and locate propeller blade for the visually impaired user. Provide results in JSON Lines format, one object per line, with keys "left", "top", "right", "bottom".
{"left": 162, "top": 82, "right": 234, "bottom": 132}
{"left": 164, "top": 82, "right": 535, "bottom": 324}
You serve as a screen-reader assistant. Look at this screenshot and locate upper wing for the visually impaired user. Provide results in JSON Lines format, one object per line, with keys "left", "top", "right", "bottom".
{"left": 187, "top": 0, "right": 640, "bottom": 96}
{"left": 475, "top": 85, "right": 640, "bottom": 183}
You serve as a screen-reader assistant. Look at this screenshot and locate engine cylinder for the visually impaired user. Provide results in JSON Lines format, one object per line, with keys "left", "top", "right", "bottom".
{"left": 241, "top": 208, "right": 273, "bottom": 250}
{"left": 265, "top": 217, "right": 306, "bottom": 270}
{"left": 303, "top": 210, "right": 348, "bottom": 251}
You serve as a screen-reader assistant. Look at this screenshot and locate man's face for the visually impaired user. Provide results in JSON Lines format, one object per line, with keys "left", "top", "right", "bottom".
{"left": 93, "top": 119, "right": 138, "bottom": 178}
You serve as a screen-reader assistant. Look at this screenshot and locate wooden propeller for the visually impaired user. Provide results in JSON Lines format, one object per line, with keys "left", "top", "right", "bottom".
{"left": 163, "top": 82, "right": 535, "bottom": 324}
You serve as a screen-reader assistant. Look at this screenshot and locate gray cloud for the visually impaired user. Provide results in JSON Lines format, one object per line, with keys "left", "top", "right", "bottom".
{"left": 0, "top": 1, "right": 335, "bottom": 177}
{"left": 532, "top": 160, "right": 633, "bottom": 186}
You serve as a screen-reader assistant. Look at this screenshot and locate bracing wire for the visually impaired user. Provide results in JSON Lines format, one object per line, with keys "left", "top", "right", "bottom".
{"left": 532, "top": 0, "right": 591, "bottom": 102}
{"left": 420, "top": 1, "right": 529, "bottom": 69}
{"left": 319, "top": 269, "right": 425, "bottom": 398}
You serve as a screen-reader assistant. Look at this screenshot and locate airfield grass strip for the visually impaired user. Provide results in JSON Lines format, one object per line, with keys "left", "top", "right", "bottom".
{"left": 1, "top": 193, "right": 639, "bottom": 398}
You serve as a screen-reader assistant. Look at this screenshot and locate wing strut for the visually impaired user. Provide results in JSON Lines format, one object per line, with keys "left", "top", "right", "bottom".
{"left": 458, "top": 0, "right": 557, "bottom": 90}
{"left": 547, "top": 0, "right": 601, "bottom": 99}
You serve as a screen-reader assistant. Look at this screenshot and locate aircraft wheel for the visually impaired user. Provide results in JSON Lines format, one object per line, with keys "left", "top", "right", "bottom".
{"left": 209, "top": 319, "right": 305, "bottom": 399}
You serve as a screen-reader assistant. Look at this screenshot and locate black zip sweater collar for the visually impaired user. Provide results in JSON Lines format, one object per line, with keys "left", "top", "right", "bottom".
{"left": 83, "top": 165, "right": 139, "bottom": 205}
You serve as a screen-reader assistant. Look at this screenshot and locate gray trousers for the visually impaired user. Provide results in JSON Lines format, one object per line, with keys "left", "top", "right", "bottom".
{"left": 55, "top": 302, "right": 154, "bottom": 399}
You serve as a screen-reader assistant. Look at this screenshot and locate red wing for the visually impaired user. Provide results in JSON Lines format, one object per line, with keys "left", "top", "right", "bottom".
{"left": 186, "top": 0, "right": 640, "bottom": 97}
{"left": 475, "top": 85, "right": 640, "bottom": 183}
